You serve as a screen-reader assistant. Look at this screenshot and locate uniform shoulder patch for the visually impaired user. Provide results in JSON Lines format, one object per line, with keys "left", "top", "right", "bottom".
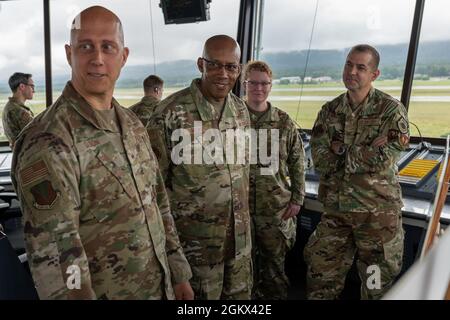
{"left": 20, "top": 159, "right": 49, "bottom": 186}
{"left": 30, "top": 180, "right": 59, "bottom": 209}
{"left": 397, "top": 117, "right": 408, "bottom": 134}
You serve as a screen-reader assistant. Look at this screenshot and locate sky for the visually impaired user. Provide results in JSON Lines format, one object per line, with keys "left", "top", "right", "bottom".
{"left": 0, "top": 0, "right": 449, "bottom": 82}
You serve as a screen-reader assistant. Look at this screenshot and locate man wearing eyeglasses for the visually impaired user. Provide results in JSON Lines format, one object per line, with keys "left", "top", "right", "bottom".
{"left": 2, "top": 72, "right": 35, "bottom": 148}
{"left": 148, "top": 35, "right": 252, "bottom": 300}
{"left": 243, "top": 61, "right": 305, "bottom": 300}
{"left": 130, "top": 74, "right": 164, "bottom": 127}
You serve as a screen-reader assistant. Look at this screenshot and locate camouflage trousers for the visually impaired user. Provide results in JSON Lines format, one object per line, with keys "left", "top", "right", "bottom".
{"left": 189, "top": 254, "right": 253, "bottom": 300}
{"left": 252, "top": 216, "right": 296, "bottom": 300}
{"left": 304, "top": 207, "right": 404, "bottom": 300}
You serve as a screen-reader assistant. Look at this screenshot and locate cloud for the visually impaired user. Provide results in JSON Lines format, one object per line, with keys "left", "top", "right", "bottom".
{"left": 0, "top": 0, "right": 449, "bottom": 83}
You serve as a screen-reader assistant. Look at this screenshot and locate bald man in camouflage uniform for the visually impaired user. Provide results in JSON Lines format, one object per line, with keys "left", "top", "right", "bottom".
{"left": 12, "top": 6, "right": 193, "bottom": 300}
{"left": 130, "top": 74, "right": 164, "bottom": 127}
{"left": 148, "top": 35, "right": 252, "bottom": 300}
{"left": 2, "top": 72, "right": 35, "bottom": 148}
{"left": 304, "top": 45, "right": 409, "bottom": 300}
{"left": 243, "top": 61, "right": 305, "bottom": 300}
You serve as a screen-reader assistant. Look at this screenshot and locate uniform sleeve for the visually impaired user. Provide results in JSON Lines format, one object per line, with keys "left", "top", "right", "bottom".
{"left": 345, "top": 103, "right": 409, "bottom": 174}
{"left": 147, "top": 113, "right": 173, "bottom": 186}
{"left": 310, "top": 105, "right": 345, "bottom": 176}
{"left": 16, "top": 108, "right": 34, "bottom": 131}
{"left": 147, "top": 113, "right": 192, "bottom": 284}
{"left": 153, "top": 166, "right": 192, "bottom": 285}
{"left": 286, "top": 121, "right": 305, "bottom": 205}
{"left": 132, "top": 105, "right": 152, "bottom": 129}
{"left": 12, "top": 133, "right": 96, "bottom": 299}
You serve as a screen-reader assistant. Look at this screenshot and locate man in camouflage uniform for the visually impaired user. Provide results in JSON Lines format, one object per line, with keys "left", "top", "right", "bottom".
{"left": 304, "top": 44, "right": 409, "bottom": 300}
{"left": 148, "top": 35, "right": 252, "bottom": 300}
{"left": 12, "top": 6, "right": 193, "bottom": 300}
{"left": 243, "top": 61, "right": 305, "bottom": 300}
{"left": 130, "top": 74, "right": 164, "bottom": 127}
{"left": 2, "top": 72, "right": 35, "bottom": 148}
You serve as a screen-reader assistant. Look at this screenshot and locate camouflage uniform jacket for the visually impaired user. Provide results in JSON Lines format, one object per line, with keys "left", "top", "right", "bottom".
{"left": 2, "top": 97, "right": 34, "bottom": 147}
{"left": 248, "top": 102, "right": 305, "bottom": 240}
{"left": 12, "top": 82, "right": 192, "bottom": 299}
{"left": 130, "top": 96, "right": 160, "bottom": 128}
{"left": 148, "top": 79, "right": 252, "bottom": 266}
{"left": 311, "top": 88, "right": 409, "bottom": 213}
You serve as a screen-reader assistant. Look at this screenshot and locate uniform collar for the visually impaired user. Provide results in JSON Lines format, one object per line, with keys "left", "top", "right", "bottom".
{"left": 338, "top": 86, "right": 376, "bottom": 115}
{"left": 189, "top": 79, "right": 238, "bottom": 121}
{"left": 8, "top": 97, "right": 30, "bottom": 110}
{"left": 141, "top": 95, "right": 160, "bottom": 105}
{"left": 62, "top": 81, "right": 124, "bottom": 132}
{"left": 246, "top": 101, "right": 279, "bottom": 123}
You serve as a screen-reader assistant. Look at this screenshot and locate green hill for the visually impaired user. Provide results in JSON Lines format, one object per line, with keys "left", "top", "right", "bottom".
{"left": 260, "top": 40, "right": 450, "bottom": 80}
{"left": 1, "top": 40, "right": 449, "bottom": 90}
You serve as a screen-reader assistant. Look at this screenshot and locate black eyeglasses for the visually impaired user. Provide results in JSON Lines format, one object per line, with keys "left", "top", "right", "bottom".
{"left": 244, "top": 80, "right": 272, "bottom": 87}
{"left": 201, "top": 57, "right": 241, "bottom": 73}
{"left": 22, "top": 83, "right": 35, "bottom": 90}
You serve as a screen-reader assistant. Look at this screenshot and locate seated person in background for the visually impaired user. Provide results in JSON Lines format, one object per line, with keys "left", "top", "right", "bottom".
{"left": 243, "top": 60, "right": 305, "bottom": 300}
{"left": 130, "top": 74, "right": 164, "bottom": 127}
{"left": 2, "top": 72, "right": 35, "bottom": 148}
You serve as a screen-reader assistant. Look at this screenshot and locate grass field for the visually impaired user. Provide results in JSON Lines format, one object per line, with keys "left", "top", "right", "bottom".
{"left": 0, "top": 79, "right": 449, "bottom": 139}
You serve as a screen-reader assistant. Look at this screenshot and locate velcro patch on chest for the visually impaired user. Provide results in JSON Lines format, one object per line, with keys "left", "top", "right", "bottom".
{"left": 357, "top": 118, "right": 381, "bottom": 126}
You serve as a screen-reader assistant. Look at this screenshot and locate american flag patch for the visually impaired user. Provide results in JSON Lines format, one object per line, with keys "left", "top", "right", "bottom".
{"left": 20, "top": 160, "right": 49, "bottom": 186}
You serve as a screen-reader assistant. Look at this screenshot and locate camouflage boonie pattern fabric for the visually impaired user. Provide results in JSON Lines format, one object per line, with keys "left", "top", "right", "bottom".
{"left": 248, "top": 103, "right": 305, "bottom": 300}
{"left": 304, "top": 208, "right": 404, "bottom": 300}
{"left": 311, "top": 88, "right": 409, "bottom": 213}
{"left": 189, "top": 254, "right": 252, "bottom": 300}
{"left": 148, "top": 79, "right": 252, "bottom": 299}
{"left": 130, "top": 96, "right": 160, "bottom": 128}
{"left": 12, "top": 82, "right": 192, "bottom": 300}
{"left": 2, "top": 97, "right": 34, "bottom": 147}
{"left": 306, "top": 88, "right": 408, "bottom": 299}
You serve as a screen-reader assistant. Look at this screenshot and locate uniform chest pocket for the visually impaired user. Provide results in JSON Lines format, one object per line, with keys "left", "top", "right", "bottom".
{"left": 356, "top": 117, "right": 381, "bottom": 145}
{"left": 222, "top": 117, "right": 251, "bottom": 167}
{"left": 78, "top": 150, "right": 138, "bottom": 223}
{"left": 180, "top": 122, "right": 227, "bottom": 170}
{"left": 96, "top": 150, "right": 137, "bottom": 198}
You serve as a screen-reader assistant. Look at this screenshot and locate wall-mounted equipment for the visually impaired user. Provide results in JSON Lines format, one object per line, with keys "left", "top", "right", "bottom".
{"left": 160, "top": 0, "right": 211, "bottom": 25}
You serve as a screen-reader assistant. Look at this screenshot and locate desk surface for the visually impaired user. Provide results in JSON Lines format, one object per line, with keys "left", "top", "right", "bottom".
{"left": 305, "top": 181, "right": 450, "bottom": 224}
